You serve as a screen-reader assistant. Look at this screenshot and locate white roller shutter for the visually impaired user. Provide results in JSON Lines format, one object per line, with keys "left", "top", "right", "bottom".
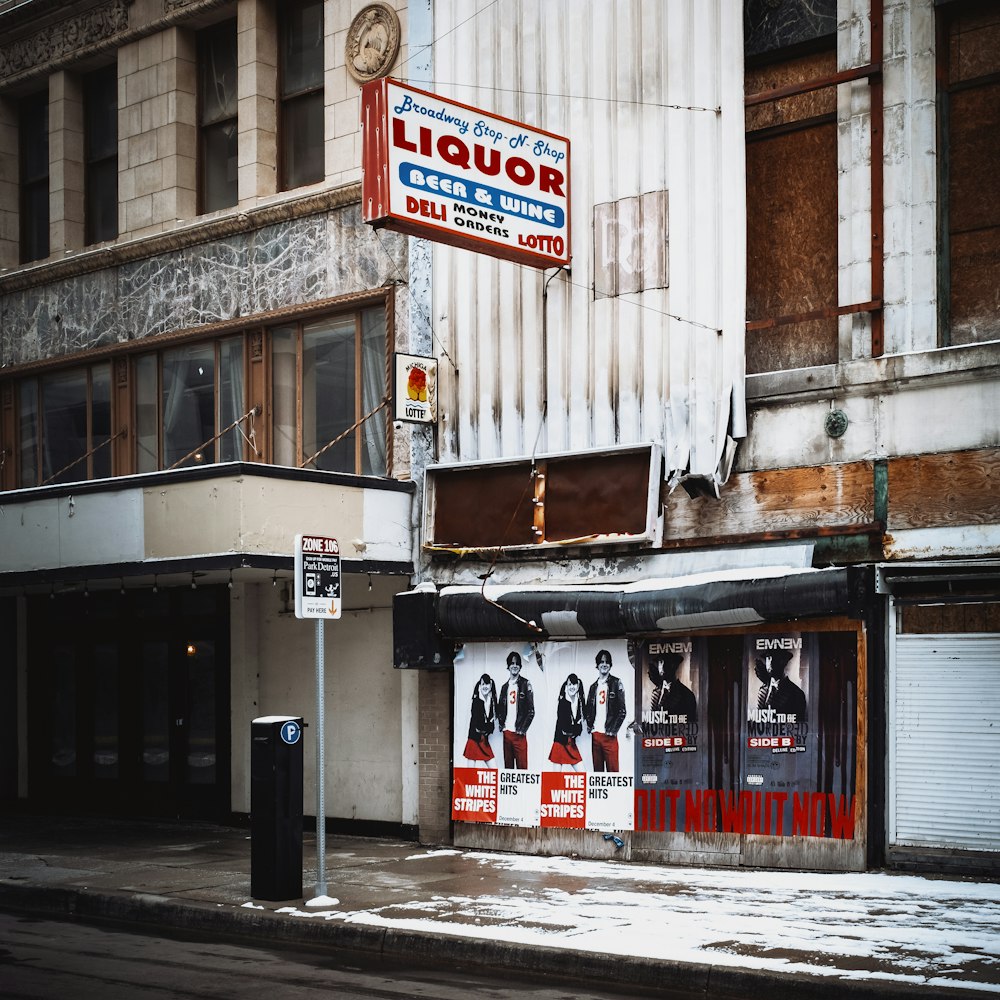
{"left": 891, "top": 635, "right": 1000, "bottom": 851}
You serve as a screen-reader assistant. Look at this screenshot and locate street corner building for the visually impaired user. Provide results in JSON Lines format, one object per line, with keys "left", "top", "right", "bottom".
{"left": 2, "top": 0, "right": 999, "bottom": 879}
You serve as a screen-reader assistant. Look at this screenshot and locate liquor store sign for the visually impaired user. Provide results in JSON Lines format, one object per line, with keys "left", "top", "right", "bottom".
{"left": 362, "top": 78, "right": 570, "bottom": 268}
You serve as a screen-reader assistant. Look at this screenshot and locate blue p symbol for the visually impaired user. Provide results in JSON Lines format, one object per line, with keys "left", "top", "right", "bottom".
{"left": 280, "top": 720, "right": 301, "bottom": 745}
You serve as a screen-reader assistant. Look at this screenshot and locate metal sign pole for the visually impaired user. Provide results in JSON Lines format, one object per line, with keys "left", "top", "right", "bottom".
{"left": 315, "top": 617, "right": 327, "bottom": 898}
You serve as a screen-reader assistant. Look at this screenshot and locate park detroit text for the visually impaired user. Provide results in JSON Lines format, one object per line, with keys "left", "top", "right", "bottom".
{"left": 362, "top": 79, "right": 571, "bottom": 267}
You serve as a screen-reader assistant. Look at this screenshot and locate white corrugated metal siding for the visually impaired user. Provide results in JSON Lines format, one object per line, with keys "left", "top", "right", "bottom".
{"left": 425, "top": 0, "right": 745, "bottom": 479}
{"left": 891, "top": 635, "right": 1000, "bottom": 851}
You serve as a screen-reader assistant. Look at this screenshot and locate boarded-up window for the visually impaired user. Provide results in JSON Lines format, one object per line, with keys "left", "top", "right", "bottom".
{"left": 942, "top": 1, "right": 1000, "bottom": 345}
{"left": 428, "top": 447, "right": 657, "bottom": 550}
{"left": 745, "top": 48, "right": 838, "bottom": 373}
{"left": 593, "top": 191, "right": 668, "bottom": 299}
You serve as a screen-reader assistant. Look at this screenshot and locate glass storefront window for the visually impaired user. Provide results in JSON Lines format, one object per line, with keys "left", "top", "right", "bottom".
{"left": 7, "top": 307, "right": 386, "bottom": 489}
{"left": 303, "top": 316, "right": 356, "bottom": 473}
{"left": 162, "top": 343, "right": 216, "bottom": 468}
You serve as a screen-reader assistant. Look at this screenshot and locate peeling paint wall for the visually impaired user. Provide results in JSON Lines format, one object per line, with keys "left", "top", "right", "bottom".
{"left": 426, "top": 0, "right": 746, "bottom": 482}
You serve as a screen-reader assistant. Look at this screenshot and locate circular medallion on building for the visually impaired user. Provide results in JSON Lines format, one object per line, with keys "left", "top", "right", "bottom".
{"left": 825, "top": 409, "right": 849, "bottom": 439}
{"left": 345, "top": 3, "right": 401, "bottom": 83}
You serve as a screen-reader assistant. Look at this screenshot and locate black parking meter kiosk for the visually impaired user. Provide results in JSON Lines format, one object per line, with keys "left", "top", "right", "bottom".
{"left": 250, "top": 715, "right": 304, "bottom": 901}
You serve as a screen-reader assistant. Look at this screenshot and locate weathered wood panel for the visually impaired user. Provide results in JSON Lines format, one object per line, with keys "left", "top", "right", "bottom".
{"left": 900, "top": 602, "right": 1000, "bottom": 634}
{"left": 888, "top": 449, "right": 1000, "bottom": 530}
{"left": 663, "top": 461, "right": 875, "bottom": 542}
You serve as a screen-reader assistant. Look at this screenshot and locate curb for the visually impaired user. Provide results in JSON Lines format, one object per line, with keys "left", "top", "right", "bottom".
{"left": 0, "top": 882, "right": 994, "bottom": 1000}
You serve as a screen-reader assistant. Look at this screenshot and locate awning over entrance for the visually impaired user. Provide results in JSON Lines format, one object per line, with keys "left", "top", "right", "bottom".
{"left": 436, "top": 566, "right": 859, "bottom": 640}
{"left": 393, "top": 566, "right": 866, "bottom": 666}
{"left": 0, "top": 462, "right": 415, "bottom": 592}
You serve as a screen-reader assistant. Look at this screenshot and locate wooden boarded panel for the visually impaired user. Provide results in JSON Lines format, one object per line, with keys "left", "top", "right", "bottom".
{"left": 745, "top": 120, "right": 839, "bottom": 372}
{"left": 948, "top": 82, "right": 1000, "bottom": 345}
{"left": 888, "top": 449, "right": 1000, "bottom": 530}
{"left": 745, "top": 46, "right": 839, "bottom": 374}
{"left": 663, "top": 461, "right": 875, "bottom": 542}
{"left": 900, "top": 603, "right": 1000, "bottom": 634}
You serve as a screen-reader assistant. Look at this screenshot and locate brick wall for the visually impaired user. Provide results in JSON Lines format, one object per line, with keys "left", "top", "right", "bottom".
{"left": 237, "top": 0, "right": 277, "bottom": 205}
{"left": 118, "top": 27, "right": 196, "bottom": 238}
{"left": 417, "top": 669, "right": 453, "bottom": 844}
{"left": 49, "top": 71, "right": 85, "bottom": 252}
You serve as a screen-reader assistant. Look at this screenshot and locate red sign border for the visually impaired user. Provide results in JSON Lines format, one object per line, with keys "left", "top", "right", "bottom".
{"left": 361, "top": 77, "right": 572, "bottom": 269}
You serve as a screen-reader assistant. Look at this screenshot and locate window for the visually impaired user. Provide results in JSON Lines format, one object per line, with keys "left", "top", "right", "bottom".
{"left": 271, "top": 305, "right": 387, "bottom": 475}
{"left": 745, "top": 41, "right": 839, "bottom": 374}
{"left": 136, "top": 335, "right": 246, "bottom": 473}
{"left": 279, "top": 0, "right": 324, "bottom": 190}
{"left": 84, "top": 64, "right": 118, "bottom": 245}
{"left": 5, "top": 305, "right": 388, "bottom": 490}
{"left": 19, "top": 90, "right": 49, "bottom": 264}
{"left": 199, "top": 21, "right": 238, "bottom": 213}
{"left": 18, "top": 364, "right": 111, "bottom": 487}
{"left": 939, "top": 0, "right": 1000, "bottom": 345}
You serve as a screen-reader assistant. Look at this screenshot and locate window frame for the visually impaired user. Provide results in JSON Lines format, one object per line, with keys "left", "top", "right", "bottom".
{"left": 135, "top": 333, "right": 249, "bottom": 472}
{"left": 19, "top": 89, "right": 50, "bottom": 265}
{"left": 278, "top": 0, "right": 325, "bottom": 192}
{"left": 83, "top": 63, "right": 119, "bottom": 246}
{"left": 16, "top": 362, "right": 113, "bottom": 488}
{"left": 743, "top": 0, "right": 885, "bottom": 364}
{"left": 1, "top": 296, "right": 392, "bottom": 493}
{"left": 935, "top": 0, "right": 1000, "bottom": 348}
{"left": 267, "top": 304, "right": 390, "bottom": 477}
{"left": 197, "top": 19, "right": 239, "bottom": 214}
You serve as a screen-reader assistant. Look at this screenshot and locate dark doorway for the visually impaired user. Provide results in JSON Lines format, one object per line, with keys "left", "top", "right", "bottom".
{"left": 0, "top": 597, "right": 17, "bottom": 803}
{"left": 27, "top": 586, "right": 231, "bottom": 819}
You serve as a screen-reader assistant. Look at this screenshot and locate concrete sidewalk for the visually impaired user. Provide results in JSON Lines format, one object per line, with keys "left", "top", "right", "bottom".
{"left": 0, "top": 815, "right": 998, "bottom": 999}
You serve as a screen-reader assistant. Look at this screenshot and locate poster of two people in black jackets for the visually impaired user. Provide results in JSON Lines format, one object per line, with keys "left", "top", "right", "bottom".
{"left": 459, "top": 642, "right": 633, "bottom": 773}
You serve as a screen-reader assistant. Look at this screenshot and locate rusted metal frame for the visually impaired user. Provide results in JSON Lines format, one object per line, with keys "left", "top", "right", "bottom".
{"left": 744, "top": 0, "right": 886, "bottom": 359}
{"left": 40, "top": 428, "right": 127, "bottom": 487}
{"left": 657, "top": 521, "right": 885, "bottom": 551}
{"left": 745, "top": 112, "right": 837, "bottom": 144}
{"left": 531, "top": 461, "right": 547, "bottom": 543}
{"left": 746, "top": 299, "right": 882, "bottom": 332}
{"left": 744, "top": 62, "right": 880, "bottom": 107}
{"left": 299, "top": 395, "right": 390, "bottom": 470}
{"left": 167, "top": 404, "right": 262, "bottom": 471}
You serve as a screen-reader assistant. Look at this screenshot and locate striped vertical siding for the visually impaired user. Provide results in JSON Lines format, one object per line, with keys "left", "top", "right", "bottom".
{"left": 415, "top": 0, "right": 745, "bottom": 479}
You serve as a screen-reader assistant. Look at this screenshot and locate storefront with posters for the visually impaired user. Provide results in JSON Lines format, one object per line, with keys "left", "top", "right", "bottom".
{"left": 406, "top": 565, "right": 872, "bottom": 872}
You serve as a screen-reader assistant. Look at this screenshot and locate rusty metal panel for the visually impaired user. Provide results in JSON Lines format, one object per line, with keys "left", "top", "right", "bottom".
{"left": 426, "top": 443, "right": 661, "bottom": 551}
{"left": 427, "top": 0, "right": 745, "bottom": 483}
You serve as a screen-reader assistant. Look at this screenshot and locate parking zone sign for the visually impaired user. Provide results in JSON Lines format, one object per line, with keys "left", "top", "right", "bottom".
{"left": 294, "top": 535, "right": 342, "bottom": 619}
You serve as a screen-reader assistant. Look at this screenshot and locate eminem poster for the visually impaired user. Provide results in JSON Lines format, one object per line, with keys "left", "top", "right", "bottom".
{"left": 454, "top": 628, "right": 857, "bottom": 841}
{"left": 743, "top": 632, "right": 816, "bottom": 836}
{"left": 451, "top": 640, "right": 635, "bottom": 831}
{"left": 635, "top": 637, "right": 705, "bottom": 798}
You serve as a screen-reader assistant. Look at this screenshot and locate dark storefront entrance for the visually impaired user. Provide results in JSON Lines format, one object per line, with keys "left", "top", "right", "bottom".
{"left": 27, "top": 586, "right": 230, "bottom": 820}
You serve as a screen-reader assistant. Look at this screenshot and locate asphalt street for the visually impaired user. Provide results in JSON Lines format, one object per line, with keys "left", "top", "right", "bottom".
{"left": 1, "top": 815, "right": 998, "bottom": 1000}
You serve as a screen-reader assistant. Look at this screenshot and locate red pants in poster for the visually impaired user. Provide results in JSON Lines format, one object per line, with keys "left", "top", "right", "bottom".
{"left": 591, "top": 731, "right": 620, "bottom": 772}
{"left": 503, "top": 731, "right": 528, "bottom": 769}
